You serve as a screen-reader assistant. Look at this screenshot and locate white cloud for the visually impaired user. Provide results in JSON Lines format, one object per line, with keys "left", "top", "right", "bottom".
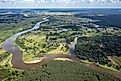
{"left": 0, "top": 0, "right": 121, "bottom": 8}
{"left": 37, "top": 0, "right": 47, "bottom": 3}
{"left": 0, "top": 0, "right": 16, "bottom": 2}
{"left": 0, "top": 0, "right": 121, "bottom": 3}
{"left": 24, "top": 0, "right": 35, "bottom": 1}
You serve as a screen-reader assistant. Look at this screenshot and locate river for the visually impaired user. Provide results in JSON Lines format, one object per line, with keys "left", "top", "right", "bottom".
{"left": 0, "top": 17, "right": 76, "bottom": 69}
{"left": 0, "top": 17, "right": 50, "bottom": 69}
{"left": 0, "top": 16, "right": 121, "bottom": 79}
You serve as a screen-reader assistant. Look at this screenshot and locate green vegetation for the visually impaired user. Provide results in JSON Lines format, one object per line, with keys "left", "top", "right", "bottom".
{"left": 0, "top": 10, "right": 121, "bottom": 81}
{"left": 0, "top": 17, "right": 43, "bottom": 43}
{"left": 75, "top": 27, "right": 121, "bottom": 70}
{"left": 0, "top": 50, "right": 9, "bottom": 62}
{"left": 0, "top": 65, "right": 23, "bottom": 81}
{"left": 110, "top": 56, "right": 121, "bottom": 66}
{"left": 16, "top": 30, "right": 69, "bottom": 61}
{"left": 18, "top": 60, "right": 121, "bottom": 81}
{"left": 0, "top": 14, "right": 29, "bottom": 23}
{"left": 15, "top": 13, "right": 121, "bottom": 71}
{"left": 15, "top": 14, "right": 97, "bottom": 61}
{"left": 75, "top": 13, "right": 121, "bottom": 27}
{"left": 1, "top": 60, "right": 121, "bottom": 81}
{"left": 0, "top": 13, "right": 43, "bottom": 63}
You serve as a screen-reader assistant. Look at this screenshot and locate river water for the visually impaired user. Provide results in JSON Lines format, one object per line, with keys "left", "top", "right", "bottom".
{"left": 1, "top": 17, "right": 49, "bottom": 54}
{"left": 0, "top": 16, "right": 77, "bottom": 69}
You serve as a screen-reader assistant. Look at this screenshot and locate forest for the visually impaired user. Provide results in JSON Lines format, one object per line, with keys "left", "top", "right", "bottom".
{"left": 75, "top": 30, "right": 121, "bottom": 70}
{"left": 75, "top": 13, "right": 121, "bottom": 27}
{"left": 1, "top": 61, "right": 121, "bottom": 81}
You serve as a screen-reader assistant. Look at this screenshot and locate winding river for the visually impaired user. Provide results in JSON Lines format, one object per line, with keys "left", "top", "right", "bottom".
{"left": 0, "top": 17, "right": 76, "bottom": 69}
{"left": 0, "top": 17, "right": 49, "bottom": 69}
{"left": 0, "top": 16, "right": 121, "bottom": 79}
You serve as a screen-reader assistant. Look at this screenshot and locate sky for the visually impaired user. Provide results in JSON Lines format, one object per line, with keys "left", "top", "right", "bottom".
{"left": 0, "top": 0, "right": 121, "bottom": 8}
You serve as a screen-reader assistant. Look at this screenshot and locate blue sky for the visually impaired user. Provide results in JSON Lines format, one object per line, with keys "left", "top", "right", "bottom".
{"left": 0, "top": 0, "right": 121, "bottom": 8}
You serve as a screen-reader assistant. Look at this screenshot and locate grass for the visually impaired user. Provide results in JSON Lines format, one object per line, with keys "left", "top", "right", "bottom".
{"left": 16, "top": 31, "right": 69, "bottom": 61}
{"left": 48, "top": 43, "right": 68, "bottom": 54}
{"left": 98, "top": 64, "right": 119, "bottom": 72}
{"left": 80, "top": 59, "right": 119, "bottom": 72}
{"left": 111, "top": 56, "right": 121, "bottom": 66}
{"left": 0, "top": 50, "right": 10, "bottom": 63}
{"left": 17, "top": 32, "right": 46, "bottom": 61}
{"left": 1, "top": 55, "right": 12, "bottom": 66}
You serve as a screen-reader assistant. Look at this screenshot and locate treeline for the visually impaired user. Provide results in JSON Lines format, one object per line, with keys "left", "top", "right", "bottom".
{"left": 18, "top": 60, "right": 121, "bottom": 81}
{"left": 0, "top": 14, "right": 29, "bottom": 23}
{"left": 75, "top": 35, "right": 121, "bottom": 69}
{"left": 75, "top": 13, "right": 121, "bottom": 28}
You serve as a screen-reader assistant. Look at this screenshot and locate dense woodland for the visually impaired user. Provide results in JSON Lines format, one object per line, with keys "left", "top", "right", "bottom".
{"left": 75, "top": 34, "right": 121, "bottom": 70}
{"left": 75, "top": 13, "right": 121, "bottom": 27}
{"left": 0, "top": 14, "right": 28, "bottom": 23}
{"left": 18, "top": 61, "right": 121, "bottom": 81}
{"left": 1, "top": 61, "right": 120, "bottom": 81}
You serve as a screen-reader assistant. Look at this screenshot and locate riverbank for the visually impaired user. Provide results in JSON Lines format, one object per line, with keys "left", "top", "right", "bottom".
{"left": 1, "top": 16, "right": 121, "bottom": 79}
{"left": 0, "top": 17, "right": 50, "bottom": 69}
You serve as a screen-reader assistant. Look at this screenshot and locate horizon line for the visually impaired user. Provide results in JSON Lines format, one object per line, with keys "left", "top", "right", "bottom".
{"left": 1, "top": 7, "right": 121, "bottom": 9}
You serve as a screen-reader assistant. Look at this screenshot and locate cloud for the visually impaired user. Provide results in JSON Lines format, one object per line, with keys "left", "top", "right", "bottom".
{"left": 0, "top": 0, "right": 16, "bottom": 2}
{"left": 46, "top": 0, "right": 121, "bottom": 3}
{"left": 0, "top": 0, "right": 121, "bottom": 8}
{"left": 1, "top": 0, "right": 121, "bottom": 3}
{"left": 24, "top": 0, "right": 35, "bottom": 2}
